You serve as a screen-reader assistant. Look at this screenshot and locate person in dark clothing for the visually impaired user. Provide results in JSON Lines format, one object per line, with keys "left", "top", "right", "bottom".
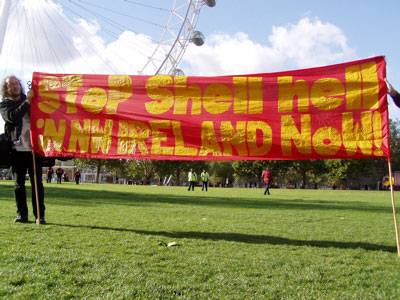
{"left": 46, "top": 167, "right": 54, "bottom": 183}
{"left": 74, "top": 169, "right": 81, "bottom": 184}
{"left": 261, "top": 167, "right": 272, "bottom": 195}
{"left": 56, "top": 167, "right": 64, "bottom": 184}
{"left": 0, "top": 75, "right": 46, "bottom": 224}
{"left": 387, "top": 80, "right": 400, "bottom": 107}
{"left": 63, "top": 173, "right": 69, "bottom": 182}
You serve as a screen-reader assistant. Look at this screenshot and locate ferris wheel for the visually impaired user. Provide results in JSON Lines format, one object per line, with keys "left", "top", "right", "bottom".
{"left": 0, "top": 0, "right": 216, "bottom": 80}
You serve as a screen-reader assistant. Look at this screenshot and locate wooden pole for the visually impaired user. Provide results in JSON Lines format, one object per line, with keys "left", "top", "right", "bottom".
{"left": 31, "top": 150, "right": 41, "bottom": 225}
{"left": 28, "top": 84, "right": 41, "bottom": 225}
{"left": 387, "top": 159, "right": 400, "bottom": 256}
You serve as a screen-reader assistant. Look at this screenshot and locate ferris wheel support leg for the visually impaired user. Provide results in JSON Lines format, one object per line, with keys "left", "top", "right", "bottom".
{"left": 0, "top": 0, "right": 11, "bottom": 56}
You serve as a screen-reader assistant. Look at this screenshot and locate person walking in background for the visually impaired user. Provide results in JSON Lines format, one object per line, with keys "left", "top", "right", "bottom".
{"left": 63, "top": 173, "right": 69, "bottom": 182}
{"left": 74, "top": 169, "right": 81, "bottom": 184}
{"left": 200, "top": 169, "right": 210, "bottom": 192}
{"left": 46, "top": 167, "right": 54, "bottom": 183}
{"left": 56, "top": 167, "right": 64, "bottom": 184}
{"left": 261, "top": 167, "right": 272, "bottom": 195}
{"left": 187, "top": 168, "right": 197, "bottom": 191}
{"left": 0, "top": 75, "right": 46, "bottom": 223}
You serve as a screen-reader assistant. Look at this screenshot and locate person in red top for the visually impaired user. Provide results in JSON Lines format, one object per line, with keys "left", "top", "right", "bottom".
{"left": 261, "top": 168, "right": 272, "bottom": 195}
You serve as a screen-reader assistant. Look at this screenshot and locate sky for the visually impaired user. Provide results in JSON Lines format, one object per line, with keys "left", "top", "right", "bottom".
{"left": 1, "top": 0, "right": 400, "bottom": 131}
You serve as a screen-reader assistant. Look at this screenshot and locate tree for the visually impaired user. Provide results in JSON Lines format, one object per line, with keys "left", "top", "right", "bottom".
{"left": 209, "top": 161, "right": 234, "bottom": 186}
{"left": 288, "top": 160, "right": 326, "bottom": 188}
{"left": 74, "top": 158, "right": 106, "bottom": 183}
{"left": 389, "top": 119, "right": 400, "bottom": 170}
{"left": 125, "top": 160, "right": 156, "bottom": 184}
{"left": 232, "top": 161, "right": 265, "bottom": 187}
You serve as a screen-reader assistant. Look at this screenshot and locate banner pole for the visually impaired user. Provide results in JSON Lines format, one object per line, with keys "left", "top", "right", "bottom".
{"left": 28, "top": 82, "right": 41, "bottom": 225}
{"left": 31, "top": 150, "right": 41, "bottom": 225}
{"left": 387, "top": 159, "right": 400, "bottom": 256}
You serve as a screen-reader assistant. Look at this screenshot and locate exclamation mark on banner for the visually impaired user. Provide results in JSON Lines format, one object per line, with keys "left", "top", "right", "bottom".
{"left": 373, "top": 111, "right": 383, "bottom": 156}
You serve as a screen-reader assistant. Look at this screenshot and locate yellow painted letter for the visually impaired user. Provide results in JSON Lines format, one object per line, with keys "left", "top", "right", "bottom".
{"left": 312, "top": 126, "right": 342, "bottom": 156}
{"left": 247, "top": 121, "right": 272, "bottom": 156}
{"left": 342, "top": 112, "right": 373, "bottom": 156}
{"left": 106, "top": 75, "right": 132, "bottom": 114}
{"left": 38, "top": 76, "right": 62, "bottom": 114}
{"left": 281, "top": 114, "right": 311, "bottom": 155}
{"left": 311, "top": 78, "right": 344, "bottom": 110}
{"left": 220, "top": 121, "right": 248, "bottom": 156}
{"left": 199, "top": 121, "right": 222, "bottom": 156}
{"left": 203, "top": 84, "right": 232, "bottom": 115}
{"left": 278, "top": 76, "right": 309, "bottom": 113}
{"left": 81, "top": 88, "right": 108, "bottom": 114}
{"left": 145, "top": 75, "right": 174, "bottom": 114}
{"left": 173, "top": 77, "right": 201, "bottom": 115}
{"left": 68, "top": 119, "right": 91, "bottom": 153}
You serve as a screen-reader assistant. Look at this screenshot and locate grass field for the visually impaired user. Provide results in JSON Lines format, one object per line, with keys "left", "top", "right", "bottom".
{"left": 0, "top": 181, "right": 399, "bottom": 299}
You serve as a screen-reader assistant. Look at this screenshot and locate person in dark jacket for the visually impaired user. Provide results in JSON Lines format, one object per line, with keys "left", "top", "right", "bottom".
{"left": 386, "top": 80, "right": 400, "bottom": 108}
{"left": 74, "top": 169, "right": 81, "bottom": 184}
{"left": 56, "top": 167, "right": 64, "bottom": 184}
{"left": 0, "top": 75, "right": 46, "bottom": 224}
{"left": 46, "top": 167, "right": 54, "bottom": 183}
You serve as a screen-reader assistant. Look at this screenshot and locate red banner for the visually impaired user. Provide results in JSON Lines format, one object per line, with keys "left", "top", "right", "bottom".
{"left": 31, "top": 56, "right": 390, "bottom": 160}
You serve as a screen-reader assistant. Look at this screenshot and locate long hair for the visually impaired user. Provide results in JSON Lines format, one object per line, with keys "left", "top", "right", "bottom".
{"left": 0, "top": 75, "right": 25, "bottom": 98}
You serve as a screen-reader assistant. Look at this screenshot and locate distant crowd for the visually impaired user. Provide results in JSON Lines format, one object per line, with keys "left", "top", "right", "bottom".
{"left": 46, "top": 167, "right": 81, "bottom": 184}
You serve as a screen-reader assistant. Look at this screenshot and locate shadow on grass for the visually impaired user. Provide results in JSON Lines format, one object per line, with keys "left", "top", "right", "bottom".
{"left": 0, "top": 184, "right": 391, "bottom": 213}
{"left": 50, "top": 222, "right": 397, "bottom": 253}
{"left": 40, "top": 186, "right": 391, "bottom": 214}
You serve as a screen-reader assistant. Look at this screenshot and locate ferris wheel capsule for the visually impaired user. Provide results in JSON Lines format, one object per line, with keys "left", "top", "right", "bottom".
{"left": 191, "top": 31, "right": 205, "bottom": 46}
{"left": 171, "top": 68, "right": 185, "bottom": 76}
{"left": 204, "top": 0, "right": 216, "bottom": 7}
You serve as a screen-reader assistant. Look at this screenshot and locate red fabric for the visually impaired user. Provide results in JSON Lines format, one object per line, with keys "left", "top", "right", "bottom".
{"left": 262, "top": 170, "right": 272, "bottom": 183}
{"left": 30, "top": 56, "right": 390, "bottom": 161}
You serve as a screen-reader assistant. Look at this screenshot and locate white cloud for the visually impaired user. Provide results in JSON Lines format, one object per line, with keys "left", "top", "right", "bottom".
{"left": 183, "top": 17, "right": 356, "bottom": 75}
{"left": 0, "top": 0, "right": 162, "bottom": 79}
{"left": 0, "top": 3, "right": 356, "bottom": 77}
{"left": 0, "top": 3, "right": 364, "bottom": 131}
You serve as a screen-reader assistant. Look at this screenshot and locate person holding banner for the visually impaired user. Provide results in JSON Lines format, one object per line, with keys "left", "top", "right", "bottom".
{"left": 0, "top": 75, "right": 45, "bottom": 224}
{"left": 386, "top": 80, "right": 400, "bottom": 108}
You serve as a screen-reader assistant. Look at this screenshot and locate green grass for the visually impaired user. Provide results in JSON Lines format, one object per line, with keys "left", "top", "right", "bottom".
{"left": 0, "top": 182, "right": 399, "bottom": 299}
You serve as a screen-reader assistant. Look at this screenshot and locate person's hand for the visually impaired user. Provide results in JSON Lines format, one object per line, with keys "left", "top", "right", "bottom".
{"left": 386, "top": 79, "right": 397, "bottom": 97}
{"left": 27, "top": 89, "right": 34, "bottom": 103}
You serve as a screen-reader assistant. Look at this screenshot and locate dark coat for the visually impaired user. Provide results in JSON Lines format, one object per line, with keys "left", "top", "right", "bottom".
{"left": 390, "top": 90, "right": 400, "bottom": 108}
{"left": 0, "top": 94, "right": 29, "bottom": 143}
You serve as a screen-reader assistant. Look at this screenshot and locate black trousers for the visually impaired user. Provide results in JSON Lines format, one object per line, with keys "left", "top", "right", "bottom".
{"left": 46, "top": 174, "right": 52, "bottom": 183}
{"left": 264, "top": 182, "right": 270, "bottom": 195}
{"left": 188, "top": 181, "right": 195, "bottom": 191}
{"left": 11, "top": 151, "right": 45, "bottom": 219}
{"left": 202, "top": 181, "right": 208, "bottom": 191}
